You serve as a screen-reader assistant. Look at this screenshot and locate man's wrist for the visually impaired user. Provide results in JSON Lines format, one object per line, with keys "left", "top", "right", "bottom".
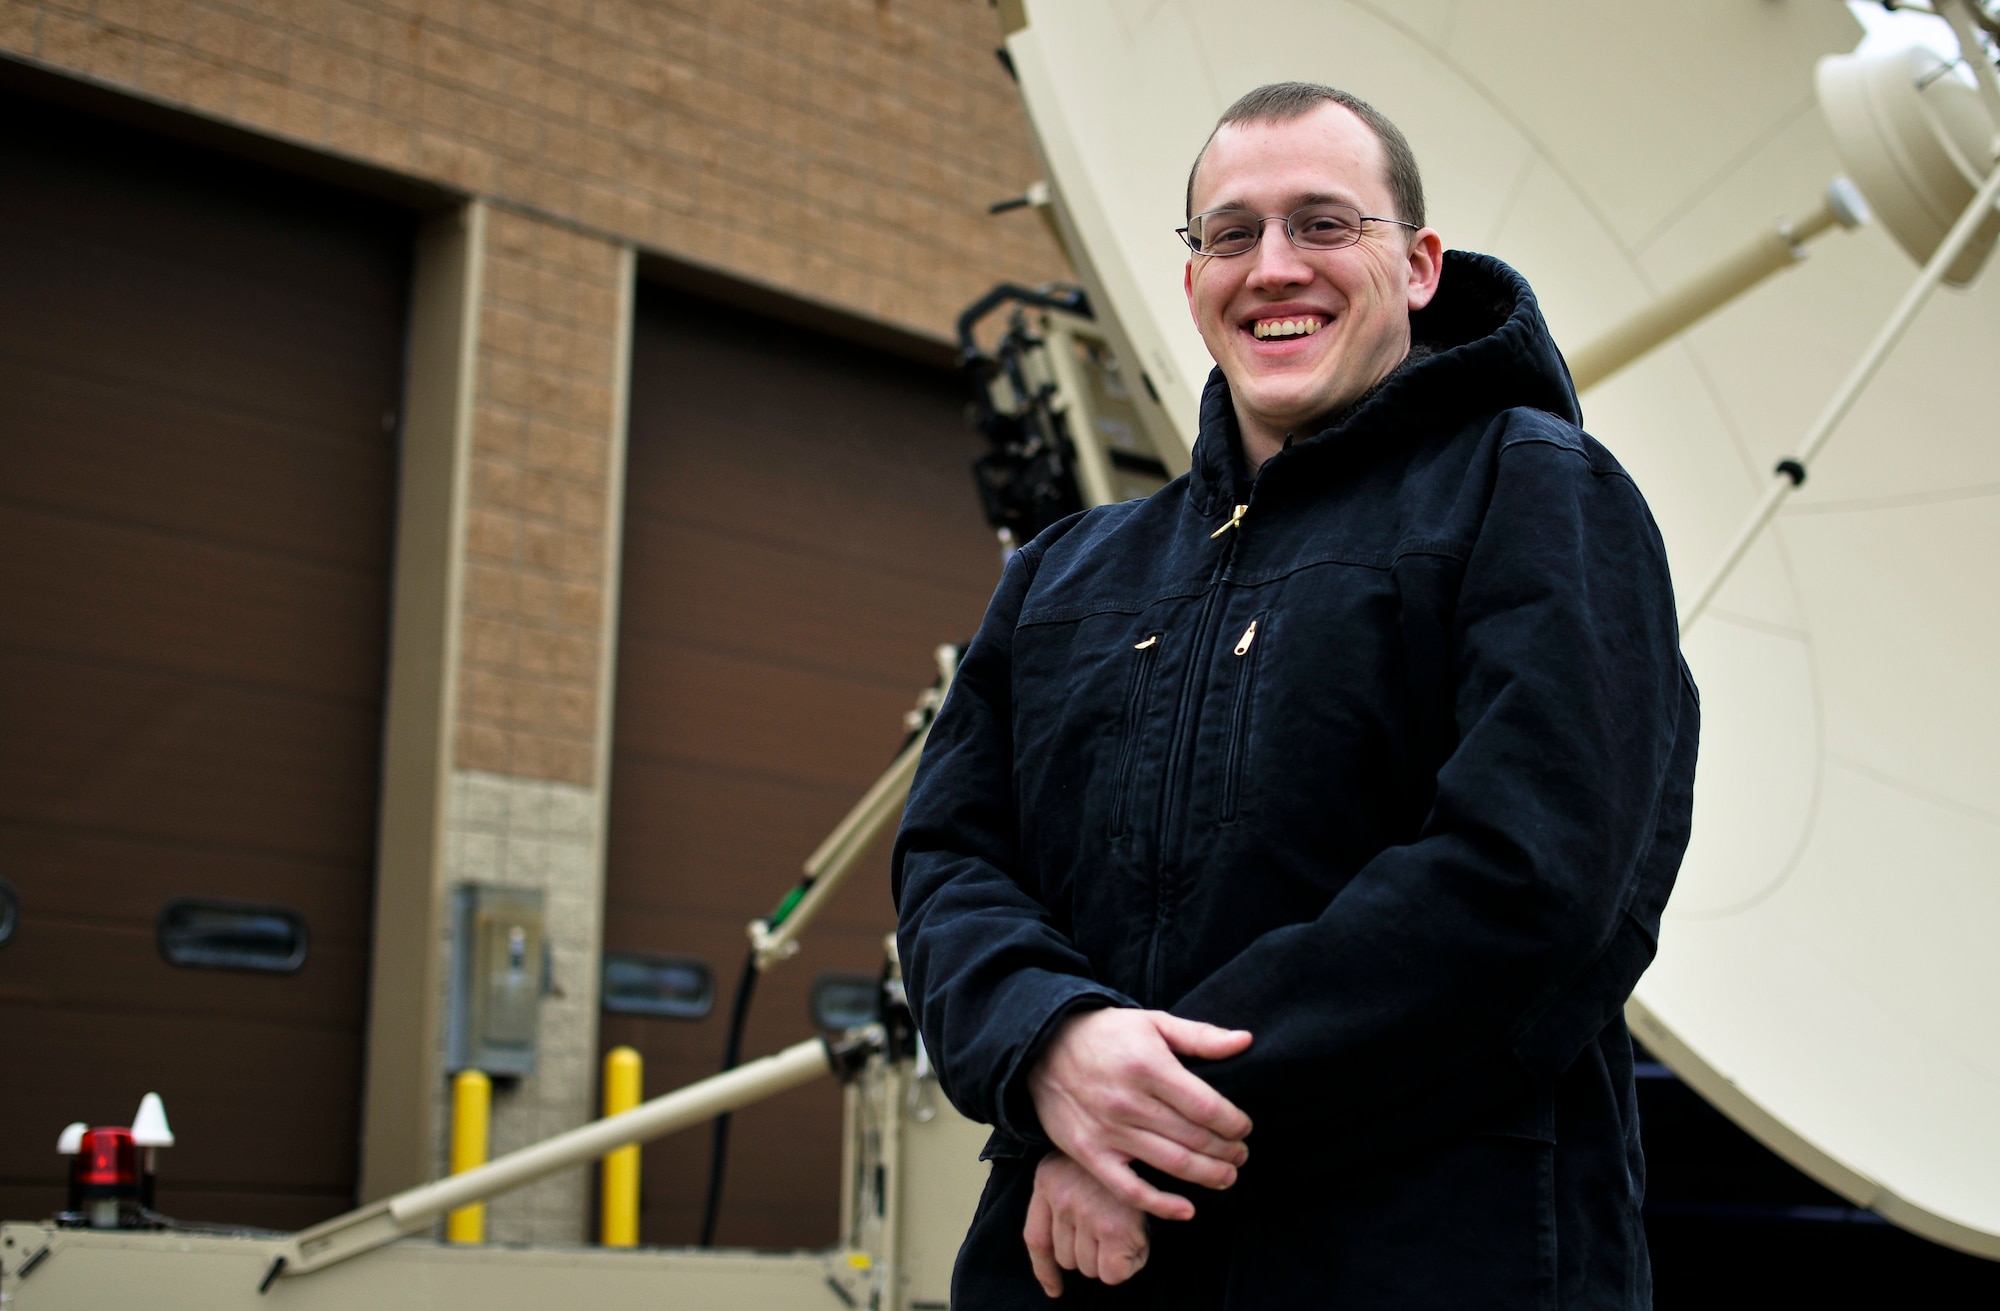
{"left": 1003, "top": 992, "right": 1127, "bottom": 1143}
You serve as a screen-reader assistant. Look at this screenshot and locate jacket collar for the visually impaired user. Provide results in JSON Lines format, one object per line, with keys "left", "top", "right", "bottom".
{"left": 1189, "top": 251, "right": 1580, "bottom": 514}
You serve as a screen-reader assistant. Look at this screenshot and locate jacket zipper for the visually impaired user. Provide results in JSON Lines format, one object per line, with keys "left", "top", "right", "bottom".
{"left": 1107, "top": 632, "right": 1163, "bottom": 838}
{"left": 1143, "top": 500, "right": 1251, "bottom": 1003}
{"left": 1219, "top": 616, "right": 1263, "bottom": 824}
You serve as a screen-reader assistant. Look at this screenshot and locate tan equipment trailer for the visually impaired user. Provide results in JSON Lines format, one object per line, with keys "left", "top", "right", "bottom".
{"left": 0, "top": 1039, "right": 988, "bottom": 1310}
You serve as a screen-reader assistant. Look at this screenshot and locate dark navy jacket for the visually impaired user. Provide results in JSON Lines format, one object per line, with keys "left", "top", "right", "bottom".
{"left": 893, "top": 252, "right": 1698, "bottom": 1308}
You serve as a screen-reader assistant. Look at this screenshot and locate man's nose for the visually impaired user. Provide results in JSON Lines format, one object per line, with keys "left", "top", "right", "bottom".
{"left": 1244, "top": 219, "right": 1313, "bottom": 289}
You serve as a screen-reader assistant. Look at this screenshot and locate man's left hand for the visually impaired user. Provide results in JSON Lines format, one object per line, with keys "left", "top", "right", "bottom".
{"left": 1026, "top": 1007, "right": 1253, "bottom": 1221}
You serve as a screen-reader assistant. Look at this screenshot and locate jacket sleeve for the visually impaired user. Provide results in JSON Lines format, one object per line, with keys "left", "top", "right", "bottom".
{"left": 1173, "top": 426, "right": 1697, "bottom": 1154}
{"left": 893, "top": 538, "right": 1135, "bottom": 1143}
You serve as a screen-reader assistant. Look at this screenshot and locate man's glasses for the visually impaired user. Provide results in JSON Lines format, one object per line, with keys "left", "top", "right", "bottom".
{"left": 1176, "top": 203, "right": 1418, "bottom": 257}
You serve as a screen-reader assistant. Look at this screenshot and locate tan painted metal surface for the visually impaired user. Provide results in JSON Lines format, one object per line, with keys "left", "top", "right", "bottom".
{"left": 1567, "top": 182, "right": 1865, "bottom": 392}
{"left": 0, "top": 1041, "right": 984, "bottom": 1310}
{"left": 0, "top": 1225, "right": 856, "bottom": 1311}
{"left": 362, "top": 201, "right": 485, "bottom": 1207}
{"left": 286, "top": 1038, "right": 835, "bottom": 1278}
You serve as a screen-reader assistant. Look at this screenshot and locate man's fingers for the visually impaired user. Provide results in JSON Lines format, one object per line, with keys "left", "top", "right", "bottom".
{"left": 1025, "top": 1191, "right": 1063, "bottom": 1299}
{"left": 1114, "top": 1094, "right": 1250, "bottom": 1168}
{"left": 1029, "top": 1244, "right": 1064, "bottom": 1299}
{"left": 1073, "top": 1228, "right": 1099, "bottom": 1282}
{"left": 1051, "top": 1208, "right": 1078, "bottom": 1274}
{"left": 1114, "top": 1127, "right": 1240, "bottom": 1192}
{"left": 1030, "top": 1150, "right": 1153, "bottom": 1292}
{"left": 1100, "top": 1235, "right": 1149, "bottom": 1287}
{"left": 1086, "top": 1204, "right": 1149, "bottom": 1287}
{"left": 1150, "top": 1014, "right": 1253, "bottom": 1063}
{"left": 1141, "top": 1058, "right": 1253, "bottom": 1143}
{"left": 1077, "top": 1150, "right": 1197, "bottom": 1223}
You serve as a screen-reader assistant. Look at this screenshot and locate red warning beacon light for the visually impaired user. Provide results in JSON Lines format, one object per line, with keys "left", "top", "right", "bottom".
{"left": 55, "top": 1093, "right": 173, "bottom": 1229}
{"left": 66, "top": 1127, "right": 138, "bottom": 1228}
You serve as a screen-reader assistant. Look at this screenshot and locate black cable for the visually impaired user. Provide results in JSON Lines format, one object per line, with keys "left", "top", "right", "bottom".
{"left": 697, "top": 945, "right": 761, "bottom": 1247}
{"left": 695, "top": 662, "right": 956, "bottom": 1246}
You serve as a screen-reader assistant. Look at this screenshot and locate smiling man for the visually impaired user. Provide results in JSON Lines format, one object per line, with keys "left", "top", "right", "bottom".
{"left": 895, "top": 83, "right": 1699, "bottom": 1308}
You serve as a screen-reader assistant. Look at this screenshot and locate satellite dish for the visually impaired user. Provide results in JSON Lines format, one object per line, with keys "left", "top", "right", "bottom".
{"left": 1001, "top": 0, "right": 2000, "bottom": 1258}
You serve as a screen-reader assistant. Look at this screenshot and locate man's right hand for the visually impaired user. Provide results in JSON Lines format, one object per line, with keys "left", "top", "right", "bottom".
{"left": 1024, "top": 1151, "right": 1149, "bottom": 1297}
{"left": 1025, "top": 1008, "right": 1253, "bottom": 1222}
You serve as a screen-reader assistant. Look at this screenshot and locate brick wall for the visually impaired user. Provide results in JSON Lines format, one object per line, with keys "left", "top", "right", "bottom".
{"left": 459, "top": 207, "right": 625, "bottom": 786}
{"left": 0, "top": 0, "right": 1069, "bottom": 350}
{"left": 439, "top": 206, "right": 628, "bottom": 1242}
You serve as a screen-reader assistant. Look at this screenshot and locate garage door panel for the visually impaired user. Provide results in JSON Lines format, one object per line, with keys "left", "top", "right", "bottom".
{"left": 0, "top": 507, "right": 388, "bottom": 701}
{"left": 602, "top": 775, "right": 897, "bottom": 936}
{"left": 0, "top": 134, "right": 409, "bottom": 328}
{"left": 603, "top": 756, "right": 858, "bottom": 919}
{"left": 599, "top": 915, "right": 897, "bottom": 1248}
{"left": 0, "top": 1182, "right": 356, "bottom": 1233}
{"left": 612, "top": 636, "right": 913, "bottom": 790}
{"left": 585, "top": 1059, "right": 844, "bottom": 1248}
{"left": 625, "top": 324, "right": 998, "bottom": 596}
{"left": 0, "top": 235, "right": 406, "bottom": 436}
{"left": 0, "top": 824, "right": 369, "bottom": 943}
{"left": 626, "top": 441, "right": 997, "bottom": 595}
{"left": 0, "top": 1007, "right": 364, "bottom": 1199}
{"left": 603, "top": 904, "right": 889, "bottom": 976}
{"left": 0, "top": 651, "right": 382, "bottom": 865}
{"left": 618, "top": 513, "right": 988, "bottom": 685}
{"left": 0, "top": 95, "right": 405, "bottom": 1228}
{"left": 0, "top": 918, "right": 366, "bottom": 1032}
{"left": 0, "top": 356, "right": 395, "bottom": 572}
{"left": 0, "top": 104, "right": 409, "bottom": 438}
{"left": 608, "top": 286, "right": 1002, "bottom": 1247}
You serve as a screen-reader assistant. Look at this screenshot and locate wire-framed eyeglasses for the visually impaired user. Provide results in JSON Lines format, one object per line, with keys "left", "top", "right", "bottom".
{"left": 1177, "top": 203, "right": 1418, "bottom": 257}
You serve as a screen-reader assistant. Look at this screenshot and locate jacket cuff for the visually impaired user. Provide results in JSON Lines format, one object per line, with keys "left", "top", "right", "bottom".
{"left": 990, "top": 986, "right": 1135, "bottom": 1146}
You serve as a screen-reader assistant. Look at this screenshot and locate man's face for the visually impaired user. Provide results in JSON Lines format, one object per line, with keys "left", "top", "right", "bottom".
{"left": 1184, "top": 102, "right": 1442, "bottom": 449}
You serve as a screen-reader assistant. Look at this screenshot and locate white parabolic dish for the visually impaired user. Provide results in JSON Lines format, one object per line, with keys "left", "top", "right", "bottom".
{"left": 1002, "top": 0, "right": 2000, "bottom": 1257}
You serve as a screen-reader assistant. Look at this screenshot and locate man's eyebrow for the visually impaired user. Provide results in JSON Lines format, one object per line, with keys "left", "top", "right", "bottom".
{"left": 1196, "top": 190, "right": 1357, "bottom": 214}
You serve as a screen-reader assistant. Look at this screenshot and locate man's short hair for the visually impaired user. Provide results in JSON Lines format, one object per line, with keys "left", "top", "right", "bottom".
{"left": 1185, "top": 82, "right": 1426, "bottom": 229}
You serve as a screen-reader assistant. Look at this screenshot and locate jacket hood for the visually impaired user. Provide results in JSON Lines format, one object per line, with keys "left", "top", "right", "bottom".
{"left": 1191, "top": 250, "right": 1580, "bottom": 509}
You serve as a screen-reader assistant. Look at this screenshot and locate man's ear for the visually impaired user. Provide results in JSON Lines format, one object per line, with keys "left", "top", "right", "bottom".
{"left": 1405, "top": 228, "right": 1445, "bottom": 311}
{"left": 1183, "top": 257, "right": 1198, "bottom": 323}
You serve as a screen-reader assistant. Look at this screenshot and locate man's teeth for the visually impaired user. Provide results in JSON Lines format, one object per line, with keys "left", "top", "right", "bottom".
{"left": 1253, "top": 318, "right": 1321, "bottom": 339}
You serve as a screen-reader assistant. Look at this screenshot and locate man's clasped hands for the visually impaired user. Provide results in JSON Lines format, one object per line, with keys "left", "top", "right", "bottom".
{"left": 1021, "top": 1007, "right": 1254, "bottom": 1297}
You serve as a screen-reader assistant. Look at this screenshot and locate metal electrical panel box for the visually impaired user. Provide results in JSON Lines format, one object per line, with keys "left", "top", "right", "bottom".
{"left": 447, "top": 884, "right": 547, "bottom": 1077}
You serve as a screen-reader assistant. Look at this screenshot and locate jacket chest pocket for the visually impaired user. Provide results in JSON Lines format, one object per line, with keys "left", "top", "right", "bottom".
{"left": 1219, "top": 613, "right": 1266, "bottom": 824}
{"left": 1107, "top": 632, "right": 1162, "bottom": 839}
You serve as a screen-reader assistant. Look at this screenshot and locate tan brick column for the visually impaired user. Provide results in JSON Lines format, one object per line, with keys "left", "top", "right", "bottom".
{"left": 436, "top": 208, "right": 631, "bottom": 1244}
{"left": 366, "top": 201, "right": 631, "bottom": 1244}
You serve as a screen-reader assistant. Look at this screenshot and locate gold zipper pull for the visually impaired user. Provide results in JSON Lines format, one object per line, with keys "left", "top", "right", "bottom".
{"left": 1134, "top": 634, "right": 1159, "bottom": 651}
{"left": 1209, "top": 503, "right": 1248, "bottom": 539}
{"left": 1233, "top": 621, "right": 1258, "bottom": 656}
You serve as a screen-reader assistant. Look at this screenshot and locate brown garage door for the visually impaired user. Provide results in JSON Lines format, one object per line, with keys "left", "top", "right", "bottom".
{"left": 605, "top": 286, "right": 1002, "bottom": 1248}
{"left": 0, "top": 96, "right": 411, "bottom": 1230}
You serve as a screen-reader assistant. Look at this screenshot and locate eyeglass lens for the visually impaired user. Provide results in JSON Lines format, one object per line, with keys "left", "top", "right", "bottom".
{"left": 1186, "top": 204, "right": 1365, "bottom": 256}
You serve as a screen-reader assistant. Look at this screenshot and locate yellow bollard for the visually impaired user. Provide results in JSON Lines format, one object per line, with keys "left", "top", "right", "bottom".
{"left": 446, "top": 1069, "right": 491, "bottom": 1243}
{"left": 599, "top": 1046, "right": 643, "bottom": 1247}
